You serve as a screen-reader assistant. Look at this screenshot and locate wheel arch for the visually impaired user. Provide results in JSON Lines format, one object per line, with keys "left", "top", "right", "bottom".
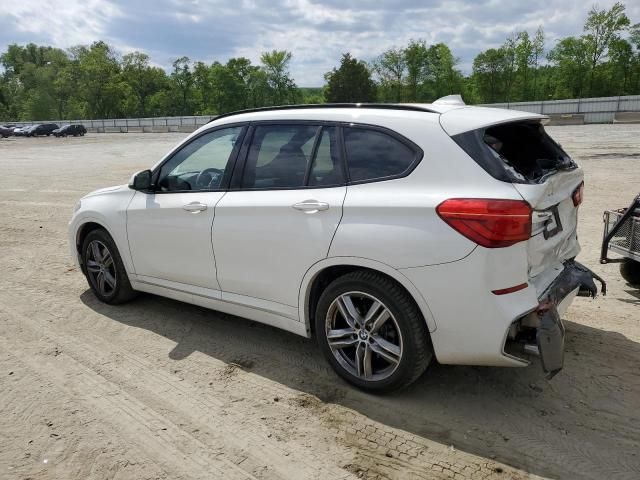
{"left": 72, "top": 215, "right": 134, "bottom": 276}
{"left": 299, "top": 257, "right": 437, "bottom": 337}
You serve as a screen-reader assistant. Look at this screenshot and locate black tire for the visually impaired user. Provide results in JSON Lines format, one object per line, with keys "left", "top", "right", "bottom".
{"left": 81, "top": 228, "right": 137, "bottom": 304}
{"left": 315, "top": 270, "right": 432, "bottom": 392}
{"left": 620, "top": 259, "right": 640, "bottom": 285}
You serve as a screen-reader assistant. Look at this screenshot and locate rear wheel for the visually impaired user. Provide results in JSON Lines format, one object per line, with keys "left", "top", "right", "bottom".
{"left": 82, "top": 229, "right": 137, "bottom": 304}
{"left": 315, "top": 270, "right": 432, "bottom": 392}
{"left": 620, "top": 259, "right": 640, "bottom": 285}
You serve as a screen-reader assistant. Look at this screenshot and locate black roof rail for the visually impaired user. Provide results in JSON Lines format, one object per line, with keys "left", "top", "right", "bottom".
{"left": 206, "top": 103, "right": 437, "bottom": 124}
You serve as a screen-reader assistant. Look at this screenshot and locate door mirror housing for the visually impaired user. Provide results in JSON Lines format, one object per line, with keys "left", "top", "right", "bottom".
{"left": 129, "top": 170, "right": 152, "bottom": 191}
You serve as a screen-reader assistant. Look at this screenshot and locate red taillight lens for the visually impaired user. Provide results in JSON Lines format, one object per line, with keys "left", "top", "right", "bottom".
{"left": 572, "top": 181, "right": 584, "bottom": 207}
{"left": 436, "top": 198, "right": 532, "bottom": 248}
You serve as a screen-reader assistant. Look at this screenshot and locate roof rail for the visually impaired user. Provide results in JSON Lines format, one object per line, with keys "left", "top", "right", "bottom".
{"left": 207, "top": 103, "right": 437, "bottom": 124}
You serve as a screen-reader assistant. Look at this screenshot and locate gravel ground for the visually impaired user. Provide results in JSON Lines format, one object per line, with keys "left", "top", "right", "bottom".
{"left": 0, "top": 124, "right": 638, "bottom": 480}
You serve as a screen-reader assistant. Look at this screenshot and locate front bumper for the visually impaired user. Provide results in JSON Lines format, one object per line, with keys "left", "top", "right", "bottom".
{"left": 534, "top": 260, "right": 606, "bottom": 378}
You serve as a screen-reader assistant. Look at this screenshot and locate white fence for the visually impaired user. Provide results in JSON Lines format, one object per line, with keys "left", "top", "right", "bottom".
{"left": 481, "top": 95, "right": 640, "bottom": 124}
{"left": 4, "top": 95, "right": 640, "bottom": 131}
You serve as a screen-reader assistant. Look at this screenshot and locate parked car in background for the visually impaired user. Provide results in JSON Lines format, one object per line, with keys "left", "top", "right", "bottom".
{"left": 0, "top": 125, "right": 13, "bottom": 137}
{"left": 69, "top": 99, "right": 605, "bottom": 392}
{"left": 53, "top": 124, "right": 87, "bottom": 137}
{"left": 28, "top": 123, "right": 59, "bottom": 137}
{"left": 19, "top": 125, "right": 39, "bottom": 136}
{"left": 12, "top": 126, "right": 31, "bottom": 136}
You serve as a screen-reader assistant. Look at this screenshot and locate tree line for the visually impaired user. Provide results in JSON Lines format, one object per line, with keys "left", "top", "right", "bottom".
{"left": 0, "top": 2, "right": 638, "bottom": 121}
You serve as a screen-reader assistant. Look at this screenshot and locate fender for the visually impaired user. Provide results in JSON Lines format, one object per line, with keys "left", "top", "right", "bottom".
{"left": 70, "top": 213, "right": 135, "bottom": 276}
{"left": 298, "top": 256, "right": 438, "bottom": 336}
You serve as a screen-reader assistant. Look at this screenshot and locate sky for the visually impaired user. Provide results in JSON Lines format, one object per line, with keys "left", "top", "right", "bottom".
{"left": 1, "top": 0, "right": 639, "bottom": 87}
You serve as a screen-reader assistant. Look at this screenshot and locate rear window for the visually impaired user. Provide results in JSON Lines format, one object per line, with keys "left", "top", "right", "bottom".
{"left": 343, "top": 127, "right": 419, "bottom": 182}
{"left": 452, "top": 121, "right": 576, "bottom": 184}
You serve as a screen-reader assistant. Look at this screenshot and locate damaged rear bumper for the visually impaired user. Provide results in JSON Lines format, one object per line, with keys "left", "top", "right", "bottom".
{"left": 506, "top": 261, "right": 606, "bottom": 379}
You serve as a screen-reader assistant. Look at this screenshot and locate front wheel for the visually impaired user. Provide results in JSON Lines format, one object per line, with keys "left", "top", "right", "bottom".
{"left": 82, "top": 229, "right": 137, "bottom": 304}
{"left": 315, "top": 270, "right": 432, "bottom": 392}
{"left": 620, "top": 259, "right": 640, "bottom": 285}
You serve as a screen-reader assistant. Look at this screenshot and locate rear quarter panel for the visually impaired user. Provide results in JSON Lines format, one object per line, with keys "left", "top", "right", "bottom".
{"left": 329, "top": 116, "right": 525, "bottom": 268}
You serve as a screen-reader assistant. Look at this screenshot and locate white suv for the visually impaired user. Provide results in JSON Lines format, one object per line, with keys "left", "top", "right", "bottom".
{"left": 69, "top": 98, "right": 604, "bottom": 392}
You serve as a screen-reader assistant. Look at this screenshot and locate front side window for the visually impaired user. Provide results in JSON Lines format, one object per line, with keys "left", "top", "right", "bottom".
{"left": 343, "top": 127, "right": 417, "bottom": 182}
{"left": 157, "top": 126, "right": 243, "bottom": 192}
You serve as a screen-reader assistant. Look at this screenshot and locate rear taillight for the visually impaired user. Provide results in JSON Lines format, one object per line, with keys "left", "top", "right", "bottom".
{"left": 436, "top": 198, "right": 532, "bottom": 248}
{"left": 572, "top": 181, "right": 584, "bottom": 207}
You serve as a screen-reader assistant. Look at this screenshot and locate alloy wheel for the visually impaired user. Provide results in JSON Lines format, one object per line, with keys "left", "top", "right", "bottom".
{"left": 86, "top": 240, "right": 117, "bottom": 297}
{"left": 325, "top": 291, "right": 403, "bottom": 381}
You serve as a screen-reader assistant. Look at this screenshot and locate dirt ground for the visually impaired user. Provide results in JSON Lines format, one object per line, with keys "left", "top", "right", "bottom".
{"left": 0, "top": 124, "right": 638, "bottom": 480}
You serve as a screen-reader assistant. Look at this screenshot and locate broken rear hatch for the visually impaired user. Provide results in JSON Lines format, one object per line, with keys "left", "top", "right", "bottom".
{"left": 441, "top": 107, "right": 598, "bottom": 296}
{"left": 441, "top": 107, "right": 605, "bottom": 377}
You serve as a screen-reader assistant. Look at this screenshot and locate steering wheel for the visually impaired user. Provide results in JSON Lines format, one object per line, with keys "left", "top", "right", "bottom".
{"left": 195, "top": 168, "right": 224, "bottom": 189}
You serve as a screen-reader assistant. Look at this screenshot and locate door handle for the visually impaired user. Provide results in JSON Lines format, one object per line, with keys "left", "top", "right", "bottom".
{"left": 183, "top": 202, "right": 208, "bottom": 213}
{"left": 292, "top": 200, "right": 330, "bottom": 213}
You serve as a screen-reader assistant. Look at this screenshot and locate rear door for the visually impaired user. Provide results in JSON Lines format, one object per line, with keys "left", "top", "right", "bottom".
{"left": 213, "top": 123, "right": 346, "bottom": 315}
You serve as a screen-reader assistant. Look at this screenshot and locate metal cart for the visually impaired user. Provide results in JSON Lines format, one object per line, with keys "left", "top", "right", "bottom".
{"left": 601, "top": 193, "right": 640, "bottom": 284}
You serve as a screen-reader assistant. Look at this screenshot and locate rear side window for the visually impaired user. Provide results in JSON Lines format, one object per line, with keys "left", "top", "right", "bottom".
{"left": 343, "top": 127, "right": 418, "bottom": 182}
{"left": 241, "top": 125, "right": 343, "bottom": 189}
{"left": 308, "top": 127, "right": 342, "bottom": 187}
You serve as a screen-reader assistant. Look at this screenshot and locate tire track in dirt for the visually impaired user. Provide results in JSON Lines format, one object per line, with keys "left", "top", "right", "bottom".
{"left": 0, "top": 284, "right": 537, "bottom": 480}
{"left": 0, "top": 292, "right": 357, "bottom": 479}
{"left": 0, "top": 313, "right": 262, "bottom": 480}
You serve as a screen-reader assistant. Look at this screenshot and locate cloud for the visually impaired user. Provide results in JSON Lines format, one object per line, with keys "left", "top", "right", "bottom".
{"left": 1, "top": 0, "right": 639, "bottom": 86}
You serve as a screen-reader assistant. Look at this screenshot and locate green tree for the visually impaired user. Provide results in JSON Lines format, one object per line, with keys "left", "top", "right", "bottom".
{"left": 547, "top": 37, "right": 590, "bottom": 98}
{"left": 472, "top": 48, "right": 508, "bottom": 103}
{"left": 170, "top": 56, "right": 194, "bottom": 115}
{"left": 630, "top": 24, "right": 640, "bottom": 92}
{"left": 515, "top": 31, "right": 533, "bottom": 100}
{"left": 122, "top": 52, "right": 167, "bottom": 116}
{"left": 260, "top": 50, "right": 298, "bottom": 105}
{"left": 373, "top": 47, "right": 406, "bottom": 102}
{"left": 502, "top": 35, "right": 517, "bottom": 102}
{"left": 324, "top": 53, "right": 376, "bottom": 103}
{"left": 583, "top": 2, "right": 630, "bottom": 95}
{"left": 74, "top": 41, "right": 125, "bottom": 118}
{"left": 404, "top": 40, "right": 429, "bottom": 101}
{"left": 531, "top": 27, "right": 545, "bottom": 100}
{"left": 426, "top": 43, "right": 463, "bottom": 100}
{"left": 608, "top": 38, "right": 634, "bottom": 94}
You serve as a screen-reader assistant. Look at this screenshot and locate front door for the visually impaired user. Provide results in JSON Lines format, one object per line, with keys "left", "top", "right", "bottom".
{"left": 213, "top": 124, "right": 346, "bottom": 314}
{"left": 127, "top": 125, "right": 245, "bottom": 291}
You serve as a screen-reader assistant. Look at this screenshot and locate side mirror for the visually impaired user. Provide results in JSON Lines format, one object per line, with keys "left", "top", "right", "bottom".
{"left": 129, "top": 169, "right": 152, "bottom": 191}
